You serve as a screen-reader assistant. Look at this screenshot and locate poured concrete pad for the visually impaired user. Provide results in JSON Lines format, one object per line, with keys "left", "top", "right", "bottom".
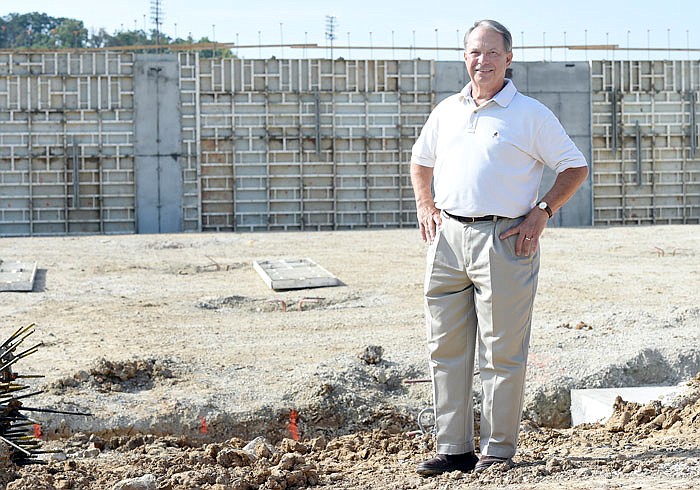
{"left": 570, "top": 385, "right": 683, "bottom": 426}
{"left": 0, "top": 260, "right": 37, "bottom": 292}
{"left": 253, "top": 258, "right": 340, "bottom": 291}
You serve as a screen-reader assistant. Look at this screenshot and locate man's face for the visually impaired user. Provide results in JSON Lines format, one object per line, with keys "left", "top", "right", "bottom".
{"left": 464, "top": 26, "right": 512, "bottom": 92}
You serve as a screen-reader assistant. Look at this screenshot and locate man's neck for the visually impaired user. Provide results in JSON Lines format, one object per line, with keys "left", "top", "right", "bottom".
{"left": 471, "top": 80, "right": 507, "bottom": 106}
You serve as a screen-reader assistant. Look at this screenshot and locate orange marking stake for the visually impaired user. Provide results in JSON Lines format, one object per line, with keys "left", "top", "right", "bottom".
{"left": 33, "top": 424, "right": 42, "bottom": 439}
{"left": 199, "top": 416, "right": 208, "bottom": 434}
{"left": 289, "top": 410, "right": 299, "bottom": 441}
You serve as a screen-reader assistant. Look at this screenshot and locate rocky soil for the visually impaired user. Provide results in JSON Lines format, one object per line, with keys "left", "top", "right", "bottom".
{"left": 2, "top": 374, "right": 700, "bottom": 489}
{"left": 0, "top": 225, "right": 698, "bottom": 489}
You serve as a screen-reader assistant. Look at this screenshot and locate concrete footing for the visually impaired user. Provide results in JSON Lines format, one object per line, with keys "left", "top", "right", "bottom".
{"left": 570, "top": 385, "right": 683, "bottom": 426}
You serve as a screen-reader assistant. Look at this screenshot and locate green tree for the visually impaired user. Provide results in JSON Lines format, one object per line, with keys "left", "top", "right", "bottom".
{"left": 51, "top": 19, "right": 88, "bottom": 48}
{"left": 87, "top": 28, "right": 110, "bottom": 48}
{"left": 104, "top": 29, "right": 153, "bottom": 47}
{"left": 0, "top": 11, "right": 234, "bottom": 58}
{"left": 0, "top": 12, "right": 86, "bottom": 49}
{"left": 196, "top": 36, "right": 233, "bottom": 59}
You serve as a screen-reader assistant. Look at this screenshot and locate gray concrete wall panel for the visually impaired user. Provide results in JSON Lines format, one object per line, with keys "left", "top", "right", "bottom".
{"left": 134, "top": 54, "right": 183, "bottom": 234}
{"left": 432, "top": 61, "right": 593, "bottom": 226}
{"left": 510, "top": 62, "right": 593, "bottom": 226}
{"left": 434, "top": 61, "right": 468, "bottom": 103}
{"left": 515, "top": 61, "right": 591, "bottom": 93}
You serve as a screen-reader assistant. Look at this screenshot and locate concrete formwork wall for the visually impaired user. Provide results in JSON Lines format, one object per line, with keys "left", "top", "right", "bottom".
{"left": 2, "top": 54, "right": 698, "bottom": 236}
{"left": 0, "top": 52, "right": 136, "bottom": 236}
{"left": 591, "top": 60, "right": 700, "bottom": 224}
{"left": 184, "top": 56, "right": 433, "bottom": 231}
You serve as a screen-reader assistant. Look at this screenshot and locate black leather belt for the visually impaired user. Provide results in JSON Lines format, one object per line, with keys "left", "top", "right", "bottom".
{"left": 444, "top": 211, "right": 501, "bottom": 223}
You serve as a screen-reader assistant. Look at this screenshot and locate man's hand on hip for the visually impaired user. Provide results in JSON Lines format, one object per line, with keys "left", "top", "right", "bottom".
{"left": 499, "top": 208, "right": 549, "bottom": 256}
{"left": 417, "top": 204, "right": 442, "bottom": 243}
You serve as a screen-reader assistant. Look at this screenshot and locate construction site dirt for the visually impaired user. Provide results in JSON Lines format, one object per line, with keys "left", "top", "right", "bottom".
{"left": 0, "top": 225, "right": 699, "bottom": 489}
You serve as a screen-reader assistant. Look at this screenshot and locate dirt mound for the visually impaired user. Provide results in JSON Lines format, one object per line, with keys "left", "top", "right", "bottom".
{"left": 605, "top": 373, "right": 700, "bottom": 433}
{"left": 3, "top": 374, "right": 698, "bottom": 489}
{"left": 49, "top": 358, "right": 175, "bottom": 393}
{"left": 282, "top": 351, "right": 424, "bottom": 438}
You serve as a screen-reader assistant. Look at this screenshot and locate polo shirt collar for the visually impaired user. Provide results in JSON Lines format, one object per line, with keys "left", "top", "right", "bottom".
{"left": 460, "top": 79, "right": 517, "bottom": 107}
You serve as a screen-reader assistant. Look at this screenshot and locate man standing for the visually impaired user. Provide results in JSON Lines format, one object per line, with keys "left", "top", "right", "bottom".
{"left": 411, "top": 19, "right": 588, "bottom": 475}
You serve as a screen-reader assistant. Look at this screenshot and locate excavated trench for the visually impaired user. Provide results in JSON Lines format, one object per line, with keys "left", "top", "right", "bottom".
{"left": 31, "top": 344, "right": 700, "bottom": 448}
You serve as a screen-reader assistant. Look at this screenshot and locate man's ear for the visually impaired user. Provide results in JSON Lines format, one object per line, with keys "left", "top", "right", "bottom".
{"left": 506, "top": 51, "right": 513, "bottom": 67}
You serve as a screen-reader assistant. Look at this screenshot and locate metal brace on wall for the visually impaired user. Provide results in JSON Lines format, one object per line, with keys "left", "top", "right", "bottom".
{"left": 71, "top": 139, "right": 80, "bottom": 208}
{"left": 690, "top": 91, "right": 697, "bottom": 159}
{"left": 313, "top": 88, "right": 321, "bottom": 157}
{"left": 610, "top": 89, "right": 618, "bottom": 152}
{"left": 635, "top": 121, "right": 643, "bottom": 186}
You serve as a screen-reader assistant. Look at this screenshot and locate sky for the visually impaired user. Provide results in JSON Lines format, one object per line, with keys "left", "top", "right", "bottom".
{"left": 7, "top": 0, "right": 700, "bottom": 62}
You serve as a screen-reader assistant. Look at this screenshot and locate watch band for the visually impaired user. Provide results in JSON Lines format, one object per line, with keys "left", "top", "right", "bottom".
{"left": 537, "top": 201, "right": 553, "bottom": 218}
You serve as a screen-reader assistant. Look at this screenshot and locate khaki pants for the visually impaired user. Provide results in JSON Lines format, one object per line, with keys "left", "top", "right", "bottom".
{"left": 424, "top": 213, "right": 540, "bottom": 458}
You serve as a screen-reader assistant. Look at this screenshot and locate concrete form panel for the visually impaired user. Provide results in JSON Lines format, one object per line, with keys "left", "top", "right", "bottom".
{"left": 421, "top": 61, "right": 593, "bottom": 226}
{"left": 0, "top": 260, "right": 37, "bottom": 291}
{"left": 134, "top": 54, "right": 183, "bottom": 233}
{"left": 511, "top": 62, "right": 593, "bottom": 227}
{"left": 434, "top": 61, "right": 466, "bottom": 104}
{"left": 190, "top": 57, "right": 432, "bottom": 232}
{"left": 253, "top": 258, "right": 340, "bottom": 290}
{"left": 514, "top": 62, "right": 591, "bottom": 93}
{"left": 591, "top": 60, "right": 700, "bottom": 225}
{"left": 0, "top": 52, "right": 136, "bottom": 236}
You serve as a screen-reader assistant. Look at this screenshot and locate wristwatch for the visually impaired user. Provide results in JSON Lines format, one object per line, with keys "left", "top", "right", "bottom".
{"left": 537, "top": 201, "right": 553, "bottom": 218}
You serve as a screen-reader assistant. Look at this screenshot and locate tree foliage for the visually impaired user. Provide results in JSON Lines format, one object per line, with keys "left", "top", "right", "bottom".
{"left": 0, "top": 12, "right": 88, "bottom": 48}
{"left": 0, "top": 12, "right": 233, "bottom": 57}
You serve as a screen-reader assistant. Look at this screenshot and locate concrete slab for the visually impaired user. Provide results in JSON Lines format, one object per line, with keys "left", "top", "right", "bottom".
{"left": 0, "top": 260, "right": 37, "bottom": 292}
{"left": 253, "top": 258, "right": 341, "bottom": 291}
{"left": 570, "top": 385, "right": 683, "bottom": 426}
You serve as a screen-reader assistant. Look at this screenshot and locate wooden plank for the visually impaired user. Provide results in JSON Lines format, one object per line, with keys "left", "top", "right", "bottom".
{"left": 253, "top": 258, "right": 340, "bottom": 291}
{"left": 0, "top": 260, "right": 38, "bottom": 292}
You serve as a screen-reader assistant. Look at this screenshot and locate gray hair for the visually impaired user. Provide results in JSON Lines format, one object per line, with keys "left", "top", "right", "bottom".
{"left": 464, "top": 19, "right": 513, "bottom": 53}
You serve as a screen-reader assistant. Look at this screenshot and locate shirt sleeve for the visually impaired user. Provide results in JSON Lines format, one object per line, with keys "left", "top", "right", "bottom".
{"left": 532, "top": 108, "right": 588, "bottom": 173}
{"left": 411, "top": 107, "right": 439, "bottom": 168}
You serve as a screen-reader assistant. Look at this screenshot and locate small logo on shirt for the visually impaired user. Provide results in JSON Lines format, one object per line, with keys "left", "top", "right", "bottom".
{"left": 493, "top": 131, "right": 499, "bottom": 138}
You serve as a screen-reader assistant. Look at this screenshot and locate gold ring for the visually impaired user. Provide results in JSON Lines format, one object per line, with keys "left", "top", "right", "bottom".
{"left": 524, "top": 237, "right": 532, "bottom": 241}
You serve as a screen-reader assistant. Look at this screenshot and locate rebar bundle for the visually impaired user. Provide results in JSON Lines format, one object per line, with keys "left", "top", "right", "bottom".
{"left": 1, "top": 324, "right": 90, "bottom": 465}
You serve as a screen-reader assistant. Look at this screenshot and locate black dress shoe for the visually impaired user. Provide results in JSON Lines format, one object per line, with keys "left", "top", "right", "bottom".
{"left": 473, "top": 455, "right": 513, "bottom": 473}
{"left": 416, "top": 452, "right": 478, "bottom": 475}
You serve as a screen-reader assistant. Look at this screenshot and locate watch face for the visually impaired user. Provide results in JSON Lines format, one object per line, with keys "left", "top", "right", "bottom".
{"left": 539, "top": 202, "right": 547, "bottom": 209}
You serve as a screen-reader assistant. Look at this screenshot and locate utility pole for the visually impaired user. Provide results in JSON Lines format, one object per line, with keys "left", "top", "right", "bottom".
{"left": 325, "top": 15, "right": 337, "bottom": 59}
{"left": 150, "top": 0, "right": 164, "bottom": 49}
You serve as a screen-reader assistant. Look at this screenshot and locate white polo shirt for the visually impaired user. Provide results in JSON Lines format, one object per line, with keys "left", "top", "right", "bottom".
{"left": 411, "top": 79, "right": 588, "bottom": 218}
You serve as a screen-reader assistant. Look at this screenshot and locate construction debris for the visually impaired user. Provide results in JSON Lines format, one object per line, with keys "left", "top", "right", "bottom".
{"left": 253, "top": 258, "right": 341, "bottom": 290}
{"left": 0, "top": 324, "right": 90, "bottom": 465}
{"left": 0, "top": 260, "right": 37, "bottom": 292}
